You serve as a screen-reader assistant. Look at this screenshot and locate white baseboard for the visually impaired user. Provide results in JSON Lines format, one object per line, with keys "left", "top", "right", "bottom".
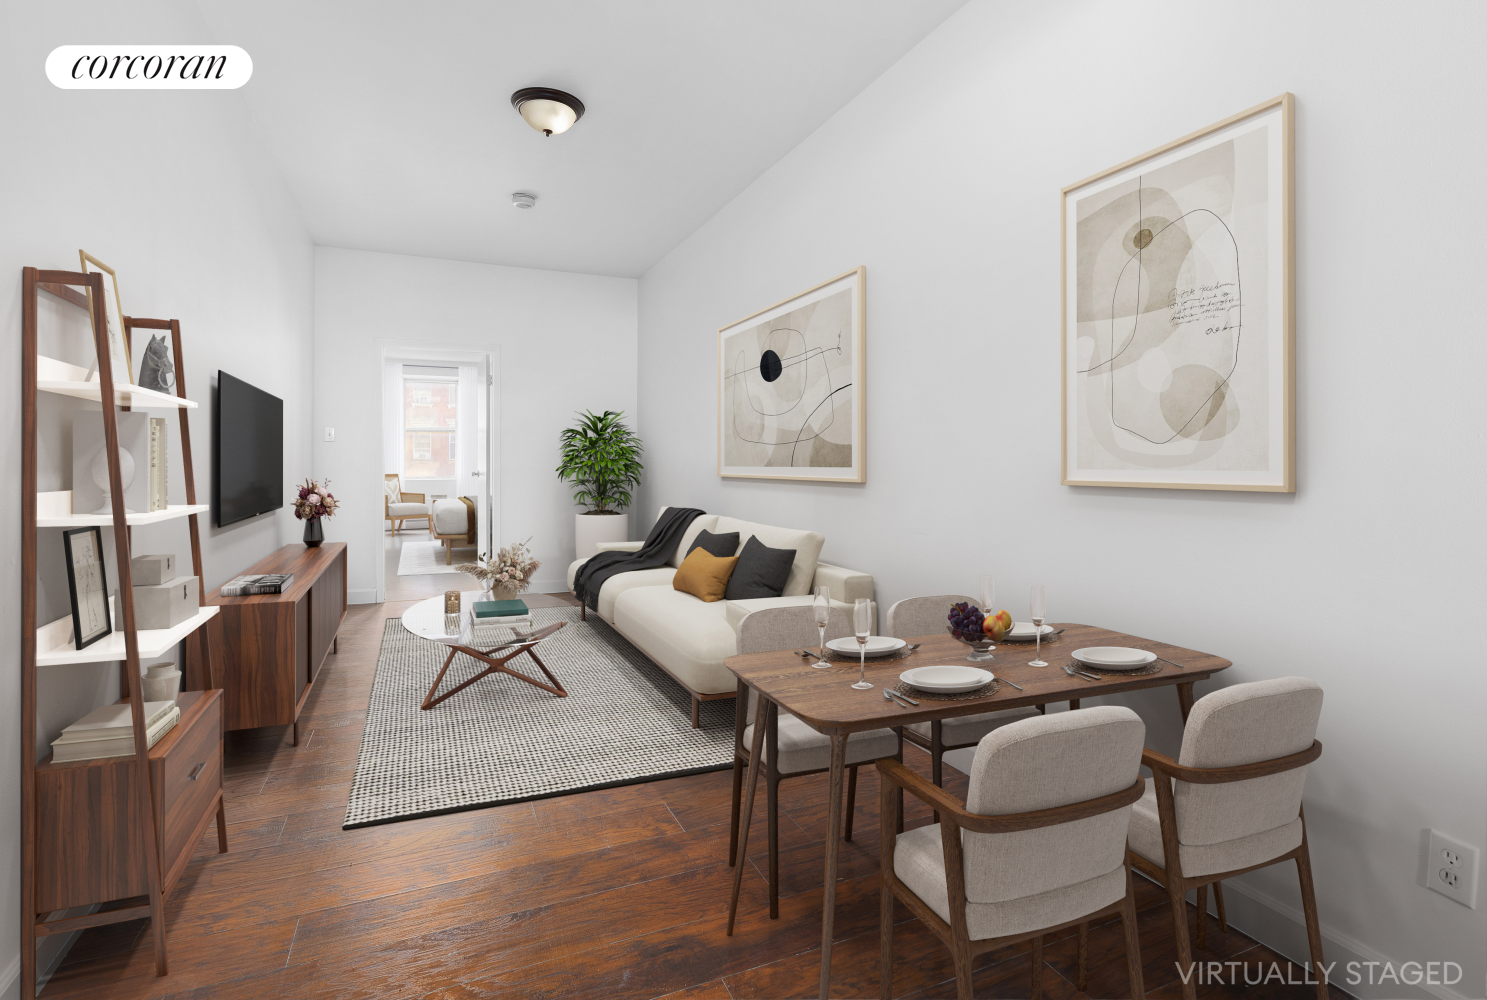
{"left": 1216, "top": 876, "right": 1476, "bottom": 1000}
{"left": 528, "top": 575, "right": 568, "bottom": 596}
{"left": 347, "top": 588, "right": 379, "bottom": 605}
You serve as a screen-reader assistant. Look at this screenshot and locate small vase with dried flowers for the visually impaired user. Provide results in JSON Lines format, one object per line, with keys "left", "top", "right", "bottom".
{"left": 456, "top": 537, "right": 540, "bottom": 601}
{"left": 292, "top": 478, "right": 340, "bottom": 548}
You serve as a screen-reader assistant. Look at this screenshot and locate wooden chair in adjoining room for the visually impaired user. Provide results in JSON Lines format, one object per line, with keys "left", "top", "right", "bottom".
{"left": 885, "top": 596, "right": 1041, "bottom": 804}
{"left": 1127, "top": 676, "right": 1327, "bottom": 1000}
{"left": 384, "top": 473, "right": 428, "bottom": 534}
{"left": 877, "top": 706, "right": 1149, "bottom": 1000}
{"left": 730, "top": 604, "right": 903, "bottom": 920}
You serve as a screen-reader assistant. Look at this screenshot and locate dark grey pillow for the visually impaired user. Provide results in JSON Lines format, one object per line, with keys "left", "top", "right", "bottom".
{"left": 687, "top": 529, "right": 740, "bottom": 559}
{"left": 724, "top": 536, "right": 796, "bottom": 600}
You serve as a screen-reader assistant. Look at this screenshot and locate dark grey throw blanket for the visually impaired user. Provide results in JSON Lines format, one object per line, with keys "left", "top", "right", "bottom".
{"left": 574, "top": 506, "right": 705, "bottom": 612}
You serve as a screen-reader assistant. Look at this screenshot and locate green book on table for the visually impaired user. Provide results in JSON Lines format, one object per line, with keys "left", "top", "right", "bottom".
{"left": 474, "top": 599, "right": 529, "bottom": 618}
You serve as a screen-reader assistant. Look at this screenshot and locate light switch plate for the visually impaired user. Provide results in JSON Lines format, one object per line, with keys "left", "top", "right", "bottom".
{"left": 323, "top": 427, "right": 336, "bottom": 442}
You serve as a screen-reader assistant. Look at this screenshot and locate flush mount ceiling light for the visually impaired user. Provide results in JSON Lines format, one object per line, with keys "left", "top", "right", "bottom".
{"left": 511, "top": 192, "right": 536, "bottom": 209}
{"left": 511, "top": 87, "right": 584, "bottom": 136}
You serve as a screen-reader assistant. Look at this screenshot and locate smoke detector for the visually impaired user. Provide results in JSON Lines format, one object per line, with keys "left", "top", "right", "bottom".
{"left": 512, "top": 192, "right": 536, "bottom": 210}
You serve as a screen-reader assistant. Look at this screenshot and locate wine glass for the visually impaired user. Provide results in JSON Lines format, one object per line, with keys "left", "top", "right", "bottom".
{"left": 812, "top": 586, "right": 831, "bottom": 668}
{"left": 852, "top": 597, "right": 874, "bottom": 690}
{"left": 1029, "top": 584, "right": 1048, "bottom": 667}
{"left": 979, "top": 575, "right": 997, "bottom": 650}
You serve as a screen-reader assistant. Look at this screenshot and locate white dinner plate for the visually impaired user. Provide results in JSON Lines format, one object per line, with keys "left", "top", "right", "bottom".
{"left": 1072, "top": 646, "right": 1157, "bottom": 669}
{"left": 900, "top": 665, "right": 994, "bottom": 693}
{"left": 826, "top": 636, "right": 906, "bottom": 657}
{"left": 999, "top": 622, "right": 1057, "bottom": 642}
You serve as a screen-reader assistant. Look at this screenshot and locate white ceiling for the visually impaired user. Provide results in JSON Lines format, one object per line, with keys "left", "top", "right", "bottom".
{"left": 197, "top": 1, "right": 966, "bottom": 278}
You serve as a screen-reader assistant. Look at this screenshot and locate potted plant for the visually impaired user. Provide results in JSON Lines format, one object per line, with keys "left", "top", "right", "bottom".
{"left": 556, "top": 409, "right": 643, "bottom": 557}
{"left": 292, "top": 478, "right": 339, "bottom": 547}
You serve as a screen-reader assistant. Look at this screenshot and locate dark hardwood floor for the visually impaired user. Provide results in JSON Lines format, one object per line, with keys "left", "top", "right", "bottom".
{"left": 43, "top": 595, "right": 1351, "bottom": 1000}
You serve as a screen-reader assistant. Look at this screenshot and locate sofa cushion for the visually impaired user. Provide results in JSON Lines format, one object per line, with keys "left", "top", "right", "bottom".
{"left": 387, "top": 502, "right": 427, "bottom": 517}
{"left": 711, "top": 517, "right": 824, "bottom": 596}
{"left": 666, "top": 511, "right": 720, "bottom": 567}
{"left": 672, "top": 548, "right": 739, "bottom": 603}
{"left": 687, "top": 529, "right": 740, "bottom": 559}
{"left": 565, "top": 559, "right": 677, "bottom": 624}
{"left": 724, "top": 536, "right": 796, "bottom": 600}
{"left": 612, "top": 587, "right": 738, "bottom": 695}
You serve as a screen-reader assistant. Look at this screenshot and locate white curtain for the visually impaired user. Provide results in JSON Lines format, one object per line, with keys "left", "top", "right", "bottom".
{"left": 456, "top": 364, "right": 479, "bottom": 498}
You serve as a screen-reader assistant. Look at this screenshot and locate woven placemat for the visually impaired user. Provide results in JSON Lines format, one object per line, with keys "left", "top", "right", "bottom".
{"left": 893, "top": 679, "right": 999, "bottom": 702}
{"left": 817, "top": 647, "right": 916, "bottom": 663}
{"left": 1070, "top": 659, "right": 1164, "bottom": 677}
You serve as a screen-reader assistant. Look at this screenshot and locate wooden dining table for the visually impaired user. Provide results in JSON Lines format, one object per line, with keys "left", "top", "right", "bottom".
{"left": 723, "top": 622, "right": 1233, "bottom": 1000}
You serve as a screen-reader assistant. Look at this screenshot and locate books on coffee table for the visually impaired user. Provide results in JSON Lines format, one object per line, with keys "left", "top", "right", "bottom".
{"left": 220, "top": 573, "right": 294, "bottom": 597}
{"left": 51, "top": 701, "right": 180, "bottom": 763}
{"left": 474, "top": 599, "right": 530, "bottom": 619}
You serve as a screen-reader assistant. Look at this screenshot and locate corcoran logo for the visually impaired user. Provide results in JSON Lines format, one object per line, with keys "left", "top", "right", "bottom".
{"left": 46, "top": 45, "right": 252, "bottom": 89}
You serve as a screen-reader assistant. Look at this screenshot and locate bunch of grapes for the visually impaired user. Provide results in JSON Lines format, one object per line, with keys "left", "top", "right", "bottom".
{"left": 947, "top": 601, "right": 984, "bottom": 637}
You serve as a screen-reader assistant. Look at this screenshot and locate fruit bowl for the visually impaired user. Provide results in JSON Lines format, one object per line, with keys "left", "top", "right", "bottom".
{"left": 947, "top": 626, "right": 996, "bottom": 662}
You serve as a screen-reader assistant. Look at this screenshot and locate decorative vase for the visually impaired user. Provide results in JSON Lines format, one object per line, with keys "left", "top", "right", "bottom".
{"left": 303, "top": 518, "right": 324, "bottom": 547}
{"left": 490, "top": 584, "right": 523, "bottom": 601}
{"left": 574, "top": 511, "right": 628, "bottom": 558}
{"left": 141, "top": 662, "right": 182, "bottom": 703}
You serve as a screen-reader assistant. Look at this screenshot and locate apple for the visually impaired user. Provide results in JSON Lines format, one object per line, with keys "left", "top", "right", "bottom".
{"left": 997, "top": 610, "right": 1012, "bottom": 630}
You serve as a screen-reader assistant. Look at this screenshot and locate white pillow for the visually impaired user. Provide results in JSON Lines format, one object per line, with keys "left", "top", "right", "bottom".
{"left": 384, "top": 479, "right": 402, "bottom": 501}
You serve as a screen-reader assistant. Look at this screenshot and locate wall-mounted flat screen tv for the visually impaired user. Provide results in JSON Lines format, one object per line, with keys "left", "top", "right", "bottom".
{"left": 214, "top": 371, "right": 283, "bottom": 526}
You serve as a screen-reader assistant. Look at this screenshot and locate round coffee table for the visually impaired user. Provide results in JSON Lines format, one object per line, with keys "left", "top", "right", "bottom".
{"left": 401, "top": 592, "right": 565, "bottom": 710}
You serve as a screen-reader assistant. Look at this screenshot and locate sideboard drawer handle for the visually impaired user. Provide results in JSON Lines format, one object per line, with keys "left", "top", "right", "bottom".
{"left": 189, "top": 763, "right": 206, "bottom": 781}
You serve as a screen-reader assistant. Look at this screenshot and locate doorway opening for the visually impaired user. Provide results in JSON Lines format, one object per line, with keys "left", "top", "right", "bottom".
{"left": 378, "top": 347, "right": 498, "bottom": 604}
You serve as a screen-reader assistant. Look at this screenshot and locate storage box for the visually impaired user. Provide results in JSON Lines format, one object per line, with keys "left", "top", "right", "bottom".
{"left": 131, "top": 554, "right": 176, "bottom": 586}
{"left": 133, "top": 576, "right": 199, "bottom": 630}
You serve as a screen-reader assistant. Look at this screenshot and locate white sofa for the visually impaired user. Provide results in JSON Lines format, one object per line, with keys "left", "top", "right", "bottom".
{"left": 567, "top": 509, "right": 874, "bottom": 726}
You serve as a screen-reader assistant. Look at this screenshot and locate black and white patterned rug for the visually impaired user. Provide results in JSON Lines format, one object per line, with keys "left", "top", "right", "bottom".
{"left": 343, "top": 606, "right": 735, "bottom": 828}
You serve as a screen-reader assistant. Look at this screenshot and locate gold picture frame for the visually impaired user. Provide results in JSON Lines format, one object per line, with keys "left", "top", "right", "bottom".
{"left": 79, "top": 250, "right": 134, "bottom": 385}
{"left": 717, "top": 266, "right": 866, "bottom": 483}
{"left": 1061, "top": 94, "right": 1294, "bottom": 492}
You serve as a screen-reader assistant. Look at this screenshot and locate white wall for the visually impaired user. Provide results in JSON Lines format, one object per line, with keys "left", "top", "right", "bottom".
{"left": 313, "top": 247, "right": 637, "bottom": 600}
{"left": 0, "top": 2, "right": 315, "bottom": 994}
{"left": 636, "top": 2, "right": 1486, "bottom": 997}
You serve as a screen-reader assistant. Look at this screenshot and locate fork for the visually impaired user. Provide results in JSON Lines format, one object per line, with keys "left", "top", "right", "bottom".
{"left": 1062, "top": 663, "right": 1100, "bottom": 682}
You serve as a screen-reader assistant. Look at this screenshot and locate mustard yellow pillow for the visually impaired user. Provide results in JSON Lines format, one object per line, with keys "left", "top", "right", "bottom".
{"left": 672, "top": 547, "right": 739, "bottom": 603}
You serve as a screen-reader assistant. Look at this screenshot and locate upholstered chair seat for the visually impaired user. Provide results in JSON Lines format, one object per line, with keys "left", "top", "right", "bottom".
{"left": 730, "top": 604, "right": 903, "bottom": 920}
{"left": 878, "top": 706, "right": 1149, "bottom": 999}
{"left": 1126, "top": 676, "right": 1326, "bottom": 1000}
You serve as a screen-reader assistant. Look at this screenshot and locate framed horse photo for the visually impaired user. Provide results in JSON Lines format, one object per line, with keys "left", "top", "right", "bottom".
{"left": 1061, "top": 95, "right": 1295, "bottom": 493}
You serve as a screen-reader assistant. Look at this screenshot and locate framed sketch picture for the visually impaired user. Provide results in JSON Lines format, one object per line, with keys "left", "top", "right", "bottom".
{"left": 1062, "top": 94, "right": 1294, "bottom": 492}
{"left": 718, "top": 266, "right": 866, "bottom": 482}
{"left": 63, "top": 526, "right": 112, "bottom": 649}
{"left": 79, "top": 250, "right": 134, "bottom": 385}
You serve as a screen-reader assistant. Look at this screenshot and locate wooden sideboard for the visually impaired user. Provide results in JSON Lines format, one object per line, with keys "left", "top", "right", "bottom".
{"left": 193, "top": 543, "right": 346, "bottom": 744}
{"left": 35, "top": 690, "right": 226, "bottom": 914}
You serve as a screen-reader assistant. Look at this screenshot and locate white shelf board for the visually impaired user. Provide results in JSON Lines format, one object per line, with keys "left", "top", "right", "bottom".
{"left": 37, "top": 605, "right": 218, "bottom": 667}
{"left": 38, "top": 503, "right": 209, "bottom": 529}
{"left": 38, "top": 379, "right": 197, "bottom": 409}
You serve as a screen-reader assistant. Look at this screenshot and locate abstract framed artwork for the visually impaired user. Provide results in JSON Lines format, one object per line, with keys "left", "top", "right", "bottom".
{"left": 1062, "top": 94, "right": 1294, "bottom": 492}
{"left": 718, "top": 266, "right": 865, "bottom": 482}
{"left": 79, "top": 250, "right": 134, "bottom": 385}
{"left": 63, "top": 526, "right": 112, "bottom": 650}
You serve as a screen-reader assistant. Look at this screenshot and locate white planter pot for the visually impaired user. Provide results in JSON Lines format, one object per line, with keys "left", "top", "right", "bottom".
{"left": 575, "top": 511, "right": 628, "bottom": 559}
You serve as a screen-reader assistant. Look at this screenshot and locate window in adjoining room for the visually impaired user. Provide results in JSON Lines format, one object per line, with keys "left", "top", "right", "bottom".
{"left": 403, "top": 378, "right": 457, "bottom": 479}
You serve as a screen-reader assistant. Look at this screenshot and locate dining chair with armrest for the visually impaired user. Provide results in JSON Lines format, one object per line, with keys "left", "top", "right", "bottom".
{"left": 730, "top": 605, "right": 904, "bottom": 920}
{"left": 1127, "top": 676, "right": 1325, "bottom": 1000}
{"left": 878, "top": 706, "right": 1149, "bottom": 1000}
{"left": 885, "top": 596, "right": 1042, "bottom": 806}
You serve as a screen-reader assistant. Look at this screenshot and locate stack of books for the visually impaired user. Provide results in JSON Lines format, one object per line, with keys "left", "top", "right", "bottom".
{"left": 51, "top": 701, "right": 179, "bottom": 763}
{"left": 474, "top": 598, "right": 533, "bottom": 624}
{"left": 220, "top": 573, "right": 294, "bottom": 597}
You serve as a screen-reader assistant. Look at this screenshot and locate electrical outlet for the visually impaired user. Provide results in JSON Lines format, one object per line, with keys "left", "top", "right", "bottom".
{"left": 323, "top": 427, "right": 336, "bottom": 442}
{"left": 1427, "top": 830, "right": 1479, "bottom": 908}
